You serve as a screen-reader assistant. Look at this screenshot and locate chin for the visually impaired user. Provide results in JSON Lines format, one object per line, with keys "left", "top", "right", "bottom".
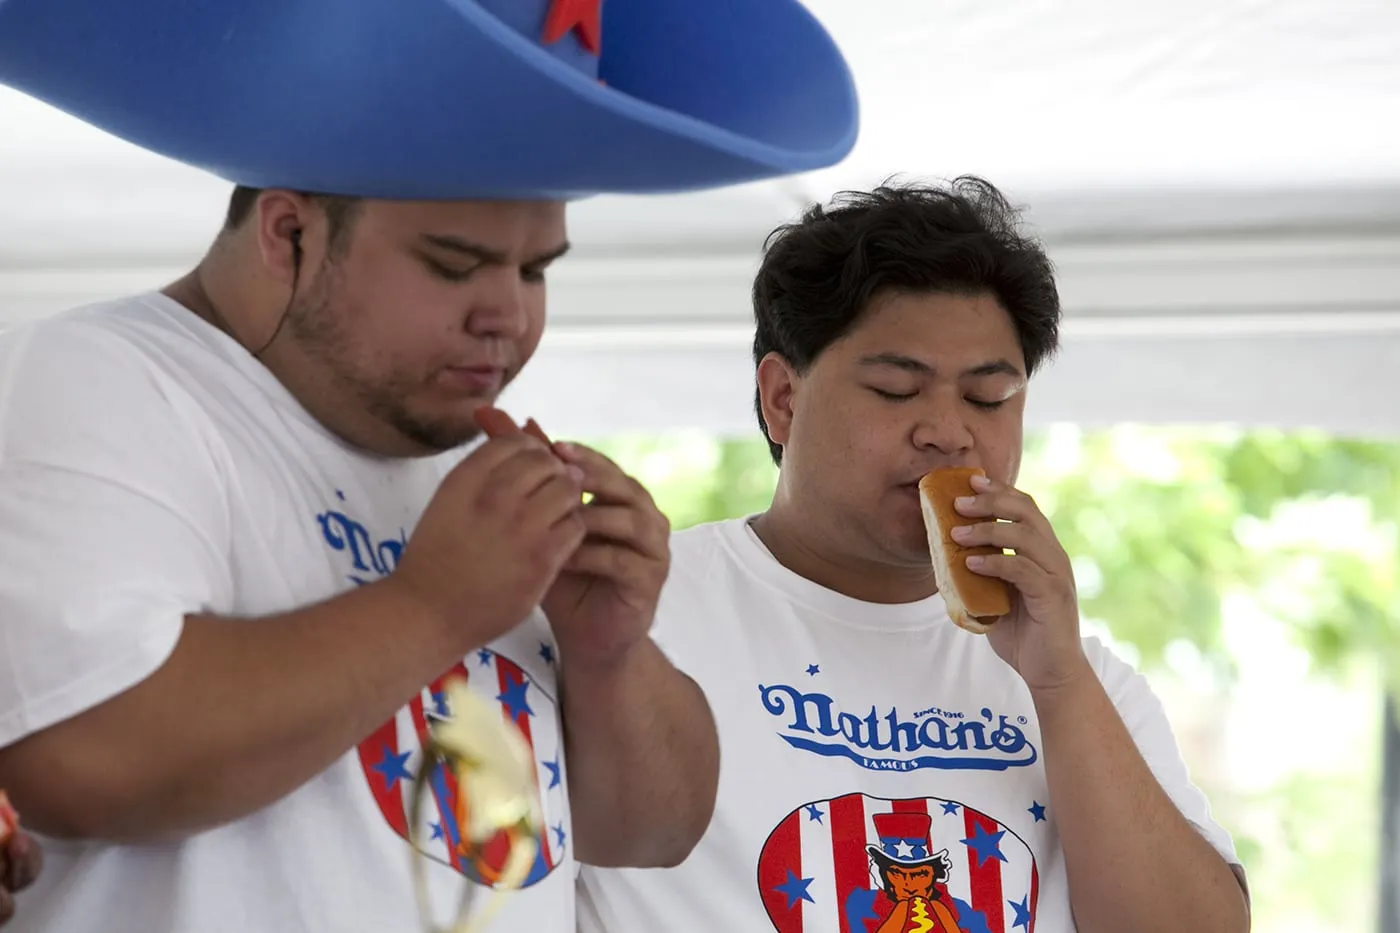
{"left": 393, "top": 412, "right": 481, "bottom": 454}
{"left": 892, "top": 522, "right": 936, "bottom": 566}
{"left": 864, "top": 522, "right": 932, "bottom": 568}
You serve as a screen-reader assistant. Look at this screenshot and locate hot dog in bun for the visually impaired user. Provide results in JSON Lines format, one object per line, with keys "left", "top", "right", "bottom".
{"left": 918, "top": 467, "right": 1012, "bottom": 634}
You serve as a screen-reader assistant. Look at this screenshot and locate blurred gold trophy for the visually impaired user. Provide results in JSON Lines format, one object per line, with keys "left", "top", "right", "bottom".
{"left": 408, "top": 677, "right": 543, "bottom": 933}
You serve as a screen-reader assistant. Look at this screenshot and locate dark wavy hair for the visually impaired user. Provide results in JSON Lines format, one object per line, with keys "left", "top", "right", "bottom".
{"left": 751, "top": 176, "right": 1061, "bottom": 464}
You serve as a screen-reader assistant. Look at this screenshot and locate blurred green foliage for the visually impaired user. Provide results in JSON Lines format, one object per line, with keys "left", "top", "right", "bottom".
{"left": 593, "top": 425, "right": 1400, "bottom": 696}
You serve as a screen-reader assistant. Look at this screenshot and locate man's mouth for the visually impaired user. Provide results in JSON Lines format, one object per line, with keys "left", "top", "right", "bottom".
{"left": 440, "top": 365, "right": 505, "bottom": 393}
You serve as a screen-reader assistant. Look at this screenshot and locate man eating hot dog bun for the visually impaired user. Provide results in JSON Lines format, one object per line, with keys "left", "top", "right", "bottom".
{"left": 0, "top": 3, "right": 858, "bottom": 931}
{"left": 577, "top": 179, "right": 1250, "bottom": 933}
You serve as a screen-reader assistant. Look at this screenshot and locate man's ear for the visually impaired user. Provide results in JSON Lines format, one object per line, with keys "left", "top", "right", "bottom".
{"left": 253, "top": 189, "right": 317, "bottom": 284}
{"left": 756, "top": 352, "right": 800, "bottom": 449}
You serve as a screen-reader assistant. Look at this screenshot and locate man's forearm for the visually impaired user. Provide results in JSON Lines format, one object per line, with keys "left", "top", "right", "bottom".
{"left": 1033, "top": 663, "right": 1249, "bottom": 933}
{"left": 0, "top": 579, "right": 479, "bottom": 841}
{"left": 561, "top": 637, "right": 718, "bottom": 868}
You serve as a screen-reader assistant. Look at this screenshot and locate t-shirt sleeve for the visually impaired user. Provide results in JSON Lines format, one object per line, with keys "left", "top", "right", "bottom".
{"left": 1086, "top": 636, "right": 1241, "bottom": 868}
{"left": 0, "top": 319, "right": 233, "bottom": 749}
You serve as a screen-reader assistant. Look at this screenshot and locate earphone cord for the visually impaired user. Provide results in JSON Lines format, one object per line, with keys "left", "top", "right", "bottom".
{"left": 251, "top": 231, "right": 303, "bottom": 359}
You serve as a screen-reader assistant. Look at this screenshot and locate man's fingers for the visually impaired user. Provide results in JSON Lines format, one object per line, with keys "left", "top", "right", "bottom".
{"left": 523, "top": 418, "right": 552, "bottom": 446}
{"left": 485, "top": 445, "right": 582, "bottom": 503}
{"left": 540, "top": 510, "right": 588, "bottom": 570}
{"left": 953, "top": 478, "right": 1055, "bottom": 537}
{"left": 950, "top": 520, "right": 1067, "bottom": 579}
{"left": 561, "top": 540, "right": 657, "bottom": 587}
{"left": 951, "top": 519, "right": 1028, "bottom": 552}
{"left": 4, "top": 835, "right": 39, "bottom": 892}
{"left": 965, "top": 551, "right": 1054, "bottom": 596}
{"left": 474, "top": 407, "right": 557, "bottom": 450}
{"left": 472, "top": 405, "right": 521, "bottom": 437}
{"left": 525, "top": 474, "right": 589, "bottom": 532}
{"left": 454, "top": 431, "right": 550, "bottom": 479}
{"left": 578, "top": 505, "right": 669, "bottom": 562}
{"left": 554, "top": 443, "right": 651, "bottom": 507}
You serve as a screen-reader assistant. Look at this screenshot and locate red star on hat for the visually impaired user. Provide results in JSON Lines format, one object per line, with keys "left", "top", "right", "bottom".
{"left": 542, "top": 0, "right": 602, "bottom": 56}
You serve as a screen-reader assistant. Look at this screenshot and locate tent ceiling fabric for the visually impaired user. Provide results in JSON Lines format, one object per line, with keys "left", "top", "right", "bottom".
{"left": 1, "top": 0, "right": 1398, "bottom": 437}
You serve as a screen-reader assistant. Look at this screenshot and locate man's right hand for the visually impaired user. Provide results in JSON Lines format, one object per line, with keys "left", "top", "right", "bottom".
{"left": 392, "top": 432, "right": 587, "bottom": 650}
{"left": 0, "top": 431, "right": 590, "bottom": 841}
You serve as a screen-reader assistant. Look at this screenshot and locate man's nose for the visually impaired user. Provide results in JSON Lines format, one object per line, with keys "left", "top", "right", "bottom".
{"left": 910, "top": 391, "right": 975, "bottom": 454}
{"left": 464, "top": 267, "right": 530, "bottom": 339}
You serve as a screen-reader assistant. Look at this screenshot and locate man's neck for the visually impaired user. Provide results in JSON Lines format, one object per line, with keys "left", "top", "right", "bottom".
{"left": 162, "top": 262, "right": 423, "bottom": 459}
{"left": 748, "top": 505, "right": 937, "bottom": 605}
{"left": 163, "top": 270, "right": 237, "bottom": 342}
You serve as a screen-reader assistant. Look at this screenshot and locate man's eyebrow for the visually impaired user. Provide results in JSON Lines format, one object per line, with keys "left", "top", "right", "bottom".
{"left": 858, "top": 352, "right": 933, "bottom": 374}
{"left": 418, "top": 236, "right": 571, "bottom": 267}
{"left": 526, "top": 241, "right": 571, "bottom": 267}
{"left": 857, "top": 352, "right": 1025, "bottom": 379}
{"left": 419, "top": 234, "right": 507, "bottom": 263}
{"left": 963, "top": 359, "right": 1024, "bottom": 379}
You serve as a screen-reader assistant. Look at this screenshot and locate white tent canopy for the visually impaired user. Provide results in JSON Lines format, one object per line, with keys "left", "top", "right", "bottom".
{"left": 2, "top": 0, "right": 1398, "bottom": 438}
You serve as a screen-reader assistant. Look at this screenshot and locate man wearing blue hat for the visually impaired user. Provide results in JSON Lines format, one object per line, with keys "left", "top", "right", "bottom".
{"left": 0, "top": 0, "right": 858, "bottom": 930}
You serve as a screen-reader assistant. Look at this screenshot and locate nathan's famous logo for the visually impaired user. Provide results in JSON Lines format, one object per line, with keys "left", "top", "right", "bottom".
{"left": 758, "top": 683, "right": 1037, "bottom": 772}
{"left": 317, "top": 490, "right": 408, "bottom": 587}
{"left": 757, "top": 794, "right": 1039, "bottom": 933}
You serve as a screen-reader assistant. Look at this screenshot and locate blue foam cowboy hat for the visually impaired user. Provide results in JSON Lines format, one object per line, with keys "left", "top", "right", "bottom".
{"left": 0, "top": 0, "right": 858, "bottom": 199}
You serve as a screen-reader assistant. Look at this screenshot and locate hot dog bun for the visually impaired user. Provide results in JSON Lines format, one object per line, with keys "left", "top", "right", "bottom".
{"left": 918, "top": 467, "right": 1011, "bottom": 634}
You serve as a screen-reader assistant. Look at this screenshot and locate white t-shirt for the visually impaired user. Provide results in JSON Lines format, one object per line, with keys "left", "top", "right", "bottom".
{"left": 0, "top": 294, "right": 574, "bottom": 933}
{"left": 578, "top": 518, "right": 1238, "bottom": 933}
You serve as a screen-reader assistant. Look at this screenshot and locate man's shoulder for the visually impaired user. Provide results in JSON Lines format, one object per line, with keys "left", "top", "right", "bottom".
{"left": 1079, "top": 632, "right": 1139, "bottom": 674}
{"left": 667, "top": 518, "right": 746, "bottom": 570}
{"left": 0, "top": 293, "right": 186, "bottom": 371}
{"left": 0, "top": 294, "right": 221, "bottom": 453}
{"left": 648, "top": 520, "right": 753, "bottom": 660}
{"left": 1078, "top": 631, "right": 1167, "bottom": 710}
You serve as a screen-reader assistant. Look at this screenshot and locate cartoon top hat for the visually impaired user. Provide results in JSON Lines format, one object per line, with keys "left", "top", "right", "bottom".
{"left": 867, "top": 811, "right": 948, "bottom": 868}
{"left": 0, "top": 0, "right": 859, "bottom": 199}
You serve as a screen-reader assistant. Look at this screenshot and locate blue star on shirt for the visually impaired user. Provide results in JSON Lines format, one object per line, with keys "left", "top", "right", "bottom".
{"left": 960, "top": 823, "right": 1008, "bottom": 868}
{"left": 952, "top": 899, "right": 994, "bottom": 933}
{"left": 941, "top": 801, "right": 961, "bottom": 815}
{"left": 805, "top": 664, "right": 820, "bottom": 676}
{"left": 497, "top": 679, "right": 535, "bottom": 719}
{"left": 1009, "top": 894, "right": 1033, "bottom": 929}
{"left": 477, "top": 648, "right": 494, "bottom": 666}
{"left": 552, "top": 823, "right": 567, "bottom": 848}
{"left": 542, "top": 755, "right": 562, "bottom": 789}
{"left": 430, "top": 691, "right": 450, "bottom": 718}
{"left": 539, "top": 642, "right": 556, "bottom": 665}
{"left": 1027, "top": 801, "right": 1047, "bottom": 823}
{"left": 805, "top": 804, "right": 825, "bottom": 823}
{"left": 773, "top": 870, "right": 815, "bottom": 910}
{"left": 430, "top": 822, "right": 445, "bottom": 841}
{"left": 370, "top": 746, "right": 413, "bottom": 792}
